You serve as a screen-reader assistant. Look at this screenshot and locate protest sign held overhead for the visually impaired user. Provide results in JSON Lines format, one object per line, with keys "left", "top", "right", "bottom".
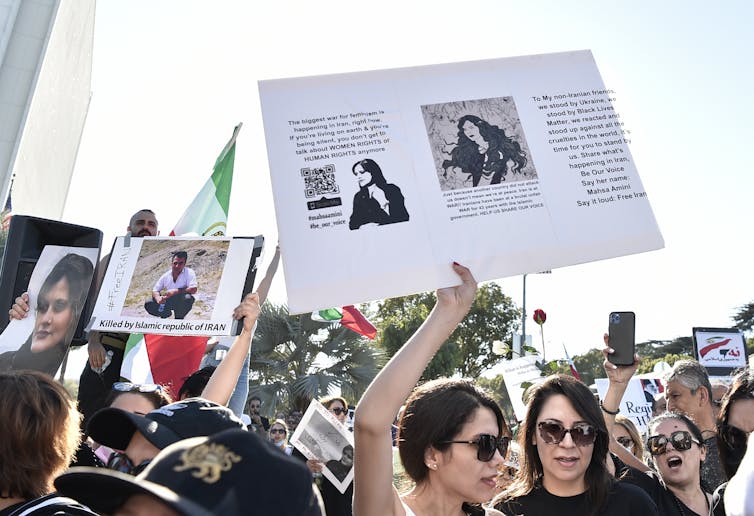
{"left": 88, "top": 236, "right": 263, "bottom": 337}
{"left": 259, "top": 50, "right": 663, "bottom": 313}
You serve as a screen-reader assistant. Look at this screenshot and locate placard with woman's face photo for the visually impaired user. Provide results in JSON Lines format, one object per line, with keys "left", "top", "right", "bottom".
{"left": 0, "top": 245, "right": 98, "bottom": 376}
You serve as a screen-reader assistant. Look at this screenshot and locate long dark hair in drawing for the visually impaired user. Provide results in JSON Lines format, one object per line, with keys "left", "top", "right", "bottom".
{"left": 442, "top": 115, "right": 527, "bottom": 187}
{"left": 348, "top": 158, "right": 409, "bottom": 230}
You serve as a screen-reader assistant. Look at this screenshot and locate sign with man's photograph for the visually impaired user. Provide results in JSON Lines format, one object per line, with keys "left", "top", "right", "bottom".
{"left": 0, "top": 245, "right": 98, "bottom": 376}
{"left": 259, "top": 49, "right": 664, "bottom": 314}
{"left": 88, "top": 236, "right": 262, "bottom": 336}
{"left": 290, "top": 400, "right": 354, "bottom": 494}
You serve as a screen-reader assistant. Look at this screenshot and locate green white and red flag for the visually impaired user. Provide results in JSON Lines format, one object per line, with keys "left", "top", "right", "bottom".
{"left": 169, "top": 123, "right": 241, "bottom": 236}
{"left": 121, "top": 125, "right": 241, "bottom": 393}
{"left": 562, "top": 343, "right": 582, "bottom": 382}
{"left": 311, "top": 305, "right": 377, "bottom": 339}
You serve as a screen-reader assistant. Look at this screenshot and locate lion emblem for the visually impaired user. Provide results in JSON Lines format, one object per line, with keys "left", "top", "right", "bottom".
{"left": 173, "top": 443, "right": 241, "bottom": 484}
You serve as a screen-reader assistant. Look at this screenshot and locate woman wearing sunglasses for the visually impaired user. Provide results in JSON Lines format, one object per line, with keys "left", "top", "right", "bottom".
{"left": 600, "top": 340, "right": 711, "bottom": 515}
{"left": 613, "top": 414, "right": 645, "bottom": 460}
{"left": 493, "top": 374, "right": 656, "bottom": 515}
{"left": 710, "top": 368, "right": 754, "bottom": 515}
{"left": 269, "top": 419, "right": 293, "bottom": 455}
{"left": 299, "top": 395, "right": 353, "bottom": 516}
{"left": 646, "top": 413, "right": 711, "bottom": 515}
{"left": 355, "top": 263, "right": 508, "bottom": 516}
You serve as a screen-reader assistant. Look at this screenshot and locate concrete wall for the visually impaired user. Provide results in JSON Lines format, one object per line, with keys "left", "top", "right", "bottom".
{"left": 0, "top": 0, "right": 94, "bottom": 219}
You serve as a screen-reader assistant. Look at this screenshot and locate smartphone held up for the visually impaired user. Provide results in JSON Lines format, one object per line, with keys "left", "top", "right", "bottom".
{"left": 608, "top": 311, "right": 636, "bottom": 366}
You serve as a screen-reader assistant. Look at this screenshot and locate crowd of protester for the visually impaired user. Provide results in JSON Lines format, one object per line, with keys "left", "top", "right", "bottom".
{"left": 1, "top": 209, "right": 754, "bottom": 515}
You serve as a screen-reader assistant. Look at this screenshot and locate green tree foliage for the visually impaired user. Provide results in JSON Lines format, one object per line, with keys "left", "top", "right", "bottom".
{"left": 249, "top": 302, "right": 384, "bottom": 415}
{"left": 376, "top": 283, "right": 520, "bottom": 380}
{"left": 733, "top": 302, "right": 754, "bottom": 332}
{"left": 477, "top": 375, "right": 517, "bottom": 429}
{"left": 636, "top": 337, "right": 694, "bottom": 360}
{"left": 637, "top": 353, "right": 693, "bottom": 374}
{"left": 571, "top": 348, "right": 607, "bottom": 386}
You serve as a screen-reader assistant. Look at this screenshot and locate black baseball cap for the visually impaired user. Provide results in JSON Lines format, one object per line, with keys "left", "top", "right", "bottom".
{"left": 56, "top": 429, "right": 323, "bottom": 516}
{"left": 87, "top": 397, "right": 245, "bottom": 451}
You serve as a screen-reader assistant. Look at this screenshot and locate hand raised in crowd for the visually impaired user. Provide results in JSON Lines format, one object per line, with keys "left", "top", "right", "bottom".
{"left": 8, "top": 292, "right": 30, "bottom": 320}
{"left": 602, "top": 332, "right": 640, "bottom": 385}
{"left": 233, "top": 292, "right": 260, "bottom": 333}
{"left": 435, "top": 262, "right": 477, "bottom": 324}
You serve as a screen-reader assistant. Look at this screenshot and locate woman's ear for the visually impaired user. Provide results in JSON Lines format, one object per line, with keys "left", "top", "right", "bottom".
{"left": 424, "top": 446, "right": 440, "bottom": 470}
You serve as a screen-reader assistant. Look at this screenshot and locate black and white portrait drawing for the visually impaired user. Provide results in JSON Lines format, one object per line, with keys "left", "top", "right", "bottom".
{"left": 421, "top": 97, "right": 537, "bottom": 191}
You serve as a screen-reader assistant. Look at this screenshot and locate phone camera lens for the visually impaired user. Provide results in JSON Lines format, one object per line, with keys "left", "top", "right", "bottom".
{"left": 610, "top": 314, "right": 621, "bottom": 324}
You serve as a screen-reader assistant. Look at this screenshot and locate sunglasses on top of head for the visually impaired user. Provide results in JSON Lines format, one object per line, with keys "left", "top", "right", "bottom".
{"left": 646, "top": 430, "right": 700, "bottom": 456}
{"left": 112, "top": 382, "right": 162, "bottom": 393}
{"left": 439, "top": 434, "right": 510, "bottom": 462}
{"left": 537, "top": 420, "right": 597, "bottom": 447}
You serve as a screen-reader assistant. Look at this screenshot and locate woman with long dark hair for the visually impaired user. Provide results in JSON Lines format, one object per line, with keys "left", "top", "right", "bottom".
{"left": 348, "top": 158, "right": 409, "bottom": 230}
{"left": 710, "top": 368, "right": 754, "bottom": 515}
{"left": 355, "top": 263, "right": 509, "bottom": 516}
{"left": 494, "top": 374, "right": 656, "bottom": 515}
{"left": 0, "top": 253, "right": 93, "bottom": 376}
{"left": 442, "top": 115, "right": 527, "bottom": 187}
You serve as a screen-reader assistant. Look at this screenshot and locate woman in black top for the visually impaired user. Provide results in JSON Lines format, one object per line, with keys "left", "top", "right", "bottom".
{"left": 493, "top": 374, "right": 658, "bottom": 516}
{"left": 600, "top": 339, "right": 711, "bottom": 515}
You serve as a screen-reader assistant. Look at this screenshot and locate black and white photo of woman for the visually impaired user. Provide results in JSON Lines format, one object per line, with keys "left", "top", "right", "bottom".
{"left": 348, "top": 159, "right": 409, "bottom": 230}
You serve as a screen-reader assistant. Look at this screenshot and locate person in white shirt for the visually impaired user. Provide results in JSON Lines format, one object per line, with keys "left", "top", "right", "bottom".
{"left": 144, "top": 250, "right": 197, "bottom": 319}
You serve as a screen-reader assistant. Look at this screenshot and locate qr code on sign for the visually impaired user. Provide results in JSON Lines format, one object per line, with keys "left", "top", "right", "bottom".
{"left": 302, "top": 165, "right": 340, "bottom": 198}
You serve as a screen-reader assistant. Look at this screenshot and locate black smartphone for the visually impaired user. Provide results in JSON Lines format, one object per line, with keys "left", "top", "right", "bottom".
{"left": 608, "top": 312, "right": 635, "bottom": 366}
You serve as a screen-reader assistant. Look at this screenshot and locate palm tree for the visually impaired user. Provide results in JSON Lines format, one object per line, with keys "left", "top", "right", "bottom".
{"left": 249, "top": 302, "right": 383, "bottom": 416}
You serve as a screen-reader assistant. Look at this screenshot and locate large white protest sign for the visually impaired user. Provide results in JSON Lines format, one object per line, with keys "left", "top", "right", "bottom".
{"left": 290, "top": 400, "right": 354, "bottom": 494}
{"left": 88, "top": 236, "right": 261, "bottom": 336}
{"left": 259, "top": 50, "right": 664, "bottom": 313}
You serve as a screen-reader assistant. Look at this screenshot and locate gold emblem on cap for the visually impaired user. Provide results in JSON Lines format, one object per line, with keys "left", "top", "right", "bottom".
{"left": 173, "top": 443, "right": 241, "bottom": 484}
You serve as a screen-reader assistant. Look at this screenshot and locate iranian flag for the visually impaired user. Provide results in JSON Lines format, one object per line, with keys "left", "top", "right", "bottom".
{"left": 121, "top": 124, "right": 241, "bottom": 393}
{"left": 121, "top": 333, "right": 207, "bottom": 392}
{"left": 311, "top": 305, "right": 377, "bottom": 339}
{"left": 170, "top": 123, "right": 241, "bottom": 236}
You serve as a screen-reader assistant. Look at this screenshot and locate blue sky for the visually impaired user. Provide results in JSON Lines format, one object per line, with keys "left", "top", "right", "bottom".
{"left": 63, "top": 0, "right": 754, "bottom": 361}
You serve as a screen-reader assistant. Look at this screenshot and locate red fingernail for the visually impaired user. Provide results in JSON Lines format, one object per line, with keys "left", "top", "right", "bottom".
{"left": 452, "top": 261, "right": 460, "bottom": 266}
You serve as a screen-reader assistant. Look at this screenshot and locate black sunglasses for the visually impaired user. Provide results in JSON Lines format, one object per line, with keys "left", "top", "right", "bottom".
{"left": 537, "top": 421, "right": 597, "bottom": 447}
{"left": 270, "top": 428, "right": 286, "bottom": 434}
{"left": 112, "top": 382, "right": 163, "bottom": 393}
{"left": 647, "top": 430, "right": 700, "bottom": 456}
{"left": 330, "top": 407, "right": 347, "bottom": 415}
{"left": 439, "top": 434, "right": 510, "bottom": 462}
{"left": 107, "top": 451, "right": 151, "bottom": 476}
